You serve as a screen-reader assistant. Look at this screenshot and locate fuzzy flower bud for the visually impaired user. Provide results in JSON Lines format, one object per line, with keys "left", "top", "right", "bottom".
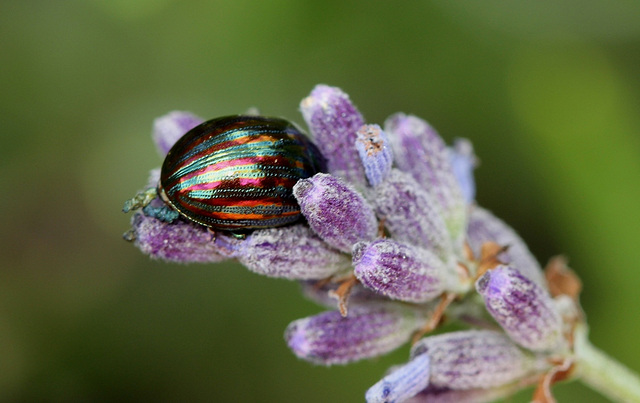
{"left": 405, "top": 380, "right": 540, "bottom": 403}
{"left": 411, "top": 330, "right": 542, "bottom": 389}
{"left": 355, "top": 124, "right": 393, "bottom": 187}
{"left": 285, "top": 303, "right": 424, "bottom": 365}
{"left": 374, "top": 170, "right": 451, "bottom": 258}
{"left": 300, "top": 84, "right": 366, "bottom": 185}
{"left": 293, "top": 173, "right": 378, "bottom": 253}
{"left": 467, "top": 206, "right": 546, "bottom": 288}
{"left": 448, "top": 138, "right": 477, "bottom": 204}
{"left": 353, "top": 239, "right": 445, "bottom": 303}
{"left": 476, "top": 265, "right": 563, "bottom": 352}
{"left": 365, "top": 353, "right": 430, "bottom": 403}
{"left": 385, "top": 113, "right": 466, "bottom": 239}
{"left": 127, "top": 211, "right": 238, "bottom": 263}
{"left": 236, "top": 224, "right": 351, "bottom": 279}
{"left": 152, "top": 111, "right": 203, "bottom": 156}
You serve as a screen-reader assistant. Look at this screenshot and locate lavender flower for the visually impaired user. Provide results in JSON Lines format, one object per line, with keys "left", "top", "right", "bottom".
{"left": 355, "top": 124, "right": 393, "bottom": 187}
{"left": 128, "top": 210, "right": 238, "bottom": 263}
{"left": 410, "top": 330, "right": 545, "bottom": 389}
{"left": 476, "top": 265, "right": 563, "bottom": 352}
{"left": 237, "top": 224, "right": 351, "bottom": 279}
{"left": 404, "top": 379, "right": 540, "bottom": 403}
{"left": 353, "top": 239, "right": 446, "bottom": 303}
{"left": 365, "top": 353, "right": 430, "bottom": 403}
{"left": 385, "top": 113, "right": 466, "bottom": 240}
{"left": 293, "top": 173, "right": 378, "bottom": 253}
{"left": 373, "top": 169, "right": 452, "bottom": 259}
{"left": 123, "top": 84, "right": 640, "bottom": 403}
{"left": 448, "top": 138, "right": 477, "bottom": 204}
{"left": 300, "top": 84, "right": 366, "bottom": 185}
{"left": 285, "top": 303, "right": 425, "bottom": 365}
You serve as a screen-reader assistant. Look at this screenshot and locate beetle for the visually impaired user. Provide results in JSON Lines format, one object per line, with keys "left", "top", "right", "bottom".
{"left": 147, "top": 115, "right": 324, "bottom": 231}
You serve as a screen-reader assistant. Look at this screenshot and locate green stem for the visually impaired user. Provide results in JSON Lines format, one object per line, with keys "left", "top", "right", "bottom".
{"left": 574, "top": 324, "right": 640, "bottom": 402}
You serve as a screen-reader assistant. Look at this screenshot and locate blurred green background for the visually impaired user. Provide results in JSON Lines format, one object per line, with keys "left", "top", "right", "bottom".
{"left": 2, "top": 1, "right": 639, "bottom": 401}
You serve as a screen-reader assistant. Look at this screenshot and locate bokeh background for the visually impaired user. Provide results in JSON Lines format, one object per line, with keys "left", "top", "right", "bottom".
{"left": 2, "top": 1, "right": 639, "bottom": 401}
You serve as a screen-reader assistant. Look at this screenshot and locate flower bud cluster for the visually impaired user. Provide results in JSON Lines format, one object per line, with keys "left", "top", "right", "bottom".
{"left": 123, "top": 85, "right": 577, "bottom": 402}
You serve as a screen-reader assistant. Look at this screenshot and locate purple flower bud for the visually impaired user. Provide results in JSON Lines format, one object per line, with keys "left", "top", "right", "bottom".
{"left": 448, "top": 138, "right": 477, "bottom": 204}
{"left": 285, "top": 303, "right": 424, "bottom": 365}
{"left": 385, "top": 113, "right": 466, "bottom": 239}
{"left": 365, "top": 353, "right": 430, "bottom": 403}
{"left": 374, "top": 170, "right": 451, "bottom": 258}
{"left": 476, "top": 265, "right": 563, "bottom": 352}
{"left": 355, "top": 124, "right": 393, "bottom": 187}
{"left": 411, "top": 330, "right": 541, "bottom": 389}
{"left": 293, "top": 173, "right": 378, "bottom": 253}
{"left": 127, "top": 209, "right": 239, "bottom": 263}
{"left": 236, "top": 224, "right": 351, "bottom": 279}
{"left": 300, "top": 85, "right": 366, "bottom": 185}
{"left": 404, "top": 378, "right": 540, "bottom": 403}
{"left": 152, "top": 111, "right": 204, "bottom": 156}
{"left": 466, "top": 206, "right": 546, "bottom": 288}
{"left": 353, "top": 239, "right": 445, "bottom": 303}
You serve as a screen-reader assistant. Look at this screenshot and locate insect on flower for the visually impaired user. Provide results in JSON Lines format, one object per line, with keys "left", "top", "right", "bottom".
{"left": 124, "top": 115, "right": 325, "bottom": 232}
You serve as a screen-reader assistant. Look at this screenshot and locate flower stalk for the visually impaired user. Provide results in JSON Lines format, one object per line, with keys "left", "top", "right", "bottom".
{"left": 574, "top": 324, "right": 640, "bottom": 402}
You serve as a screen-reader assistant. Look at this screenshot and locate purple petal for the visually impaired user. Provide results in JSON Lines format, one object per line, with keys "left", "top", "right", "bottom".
{"left": 411, "top": 330, "right": 542, "bottom": 389}
{"left": 374, "top": 170, "right": 451, "bottom": 258}
{"left": 385, "top": 113, "right": 466, "bottom": 239}
{"left": 285, "top": 303, "right": 424, "bottom": 365}
{"left": 236, "top": 224, "right": 351, "bottom": 279}
{"left": 466, "top": 206, "right": 546, "bottom": 288}
{"left": 293, "top": 173, "right": 378, "bottom": 253}
{"left": 448, "top": 138, "right": 477, "bottom": 204}
{"left": 353, "top": 239, "right": 445, "bottom": 303}
{"left": 355, "top": 124, "right": 393, "bottom": 187}
{"left": 152, "top": 111, "right": 204, "bottom": 156}
{"left": 365, "top": 353, "right": 430, "bottom": 403}
{"left": 300, "top": 85, "right": 366, "bottom": 185}
{"left": 127, "top": 210, "right": 239, "bottom": 263}
{"left": 476, "top": 265, "right": 563, "bottom": 351}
